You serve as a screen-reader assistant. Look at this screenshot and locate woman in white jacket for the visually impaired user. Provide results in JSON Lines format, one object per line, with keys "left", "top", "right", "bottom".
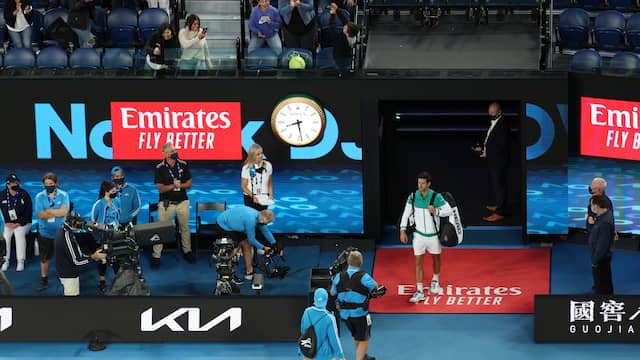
{"left": 178, "top": 14, "right": 213, "bottom": 70}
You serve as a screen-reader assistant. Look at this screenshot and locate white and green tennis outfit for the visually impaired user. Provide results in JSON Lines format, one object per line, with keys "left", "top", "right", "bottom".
{"left": 400, "top": 189, "right": 453, "bottom": 256}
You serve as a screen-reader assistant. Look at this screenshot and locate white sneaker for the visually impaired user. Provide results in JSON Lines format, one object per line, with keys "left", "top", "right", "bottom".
{"left": 1, "top": 261, "right": 8, "bottom": 272}
{"left": 409, "top": 291, "right": 425, "bottom": 303}
{"left": 16, "top": 261, "right": 24, "bottom": 272}
{"left": 429, "top": 280, "right": 442, "bottom": 295}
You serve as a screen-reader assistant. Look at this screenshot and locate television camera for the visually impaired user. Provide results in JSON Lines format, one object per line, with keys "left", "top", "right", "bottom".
{"left": 211, "top": 237, "right": 241, "bottom": 295}
{"left": 328, "top": 246, "right": 386, "bottom": 299}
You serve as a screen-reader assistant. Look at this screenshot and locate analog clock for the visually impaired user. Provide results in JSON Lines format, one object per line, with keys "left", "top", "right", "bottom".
{"left": 270, "top": 95, "right": 327, "bottom": 146}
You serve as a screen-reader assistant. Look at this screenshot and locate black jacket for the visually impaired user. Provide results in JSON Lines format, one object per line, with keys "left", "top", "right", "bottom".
{"left": 588, "top": 209, "right": 614, "bottom": 265}
{"left": 3, "top": 0, "right": 33, "bottom": 29}
{"left": 55, "top": 226, "right": 91, "bottom": 278}
{"left": 484, "top": 115, "right": 510, "bottom": 168}
{"left": 144, "top": 30, "right": 180, "bottom": 65}
{"left": 329, "top": 11, "right": 351, "bottom": 68}
{"left": 68, "top": 0, "right": 96, "bottom": 30}
{"left": 0, "top": 188, "right": 32, "bottom": 227}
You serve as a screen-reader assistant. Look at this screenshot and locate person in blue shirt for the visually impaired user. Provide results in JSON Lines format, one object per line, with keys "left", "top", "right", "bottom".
{"left": 215, "top": 205, "right": 276, "bottom": 284}
{"left": 299, "top": 288, "right": 345, "bottom": 360}
{"left": 91, "top": 181, "right": 122, "bottom": 291}
{"left": 111, "top": 166, "right": 141, "bottom": 226}
{"left": 331, "top": 250, "right": 377, "bottom": 360}
{"left": 248, "top": 0, "right": 282, "bottom": 56}
{"left": 34, "top": 172, "right": 70, "bottom": 291}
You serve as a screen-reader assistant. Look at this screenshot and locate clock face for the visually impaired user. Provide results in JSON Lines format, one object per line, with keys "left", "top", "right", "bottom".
{"left": 270, "top": 96, "right": 326, "bottom": 146}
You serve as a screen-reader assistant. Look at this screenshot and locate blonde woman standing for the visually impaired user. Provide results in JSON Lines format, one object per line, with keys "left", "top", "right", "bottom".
{"left": 241, "top": 144, "right": 273, "bottom": 211}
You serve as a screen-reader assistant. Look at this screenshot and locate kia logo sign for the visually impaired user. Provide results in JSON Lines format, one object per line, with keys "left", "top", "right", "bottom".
{"left": 580, "top": 97, "right": 640, "bottom": 161}
{"left": 111, "top": 102, "right": 242, "bottom": 160}
{"left": 0, "top": 307, "right": 12, "bottom": 332}
{"left": 140, "top": 307, "right": 242, "bottom": 332}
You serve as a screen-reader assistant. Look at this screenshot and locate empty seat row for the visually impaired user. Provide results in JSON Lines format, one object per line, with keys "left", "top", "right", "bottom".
{"left": 552, "top": 0, "right": 638, "bottom": 11}
{"left": 0, "top": 47, "right": 137, "bottom": 70}
{"left": 571, "top": 47, "right": 640, "bottom": 73}
{"left": 557, "top": 9, "right": 640, "bottom": 51}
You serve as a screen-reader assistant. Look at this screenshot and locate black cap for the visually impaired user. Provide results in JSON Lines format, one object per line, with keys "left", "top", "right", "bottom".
{"left": 6, "top": 174, "right": 19, "bottom": 183}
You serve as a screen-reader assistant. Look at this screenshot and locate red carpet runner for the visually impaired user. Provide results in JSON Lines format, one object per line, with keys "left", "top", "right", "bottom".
{"left": 369, "top": 248, "right": 550, "bottom": 314}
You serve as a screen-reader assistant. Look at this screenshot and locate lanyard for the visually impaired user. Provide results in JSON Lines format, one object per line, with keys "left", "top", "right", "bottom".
{"left": 6, "top": 190, "right": 18, "bottom": 210}
{"left": 166, "top": 161, "right": 182, "bottom": 181}
{"left": 249, "top": 164, "right": 265, "bottom": 195}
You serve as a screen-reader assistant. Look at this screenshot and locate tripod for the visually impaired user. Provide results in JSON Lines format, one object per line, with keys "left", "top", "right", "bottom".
{"left": 105, "top": 253, "right": 150, "bottom": 296}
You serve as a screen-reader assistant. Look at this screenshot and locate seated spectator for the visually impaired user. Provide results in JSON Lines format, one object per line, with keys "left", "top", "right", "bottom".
{"left": 145, "top": 23, "right": 180, "bottom": 70}
{"left": 248, "top": 0, "right": 282, "bottom": 56}
{"left": 178, "top": 14, "right": 213, "bottom": 69}
{"left": 68, "top": 0, "right": 96, "bottom": 48}
{"left": 278, "top": 0, "right": 316, "bottom": 52}
{"left": 329, "top": 3, "right": 359, "bottom": 69}
{"left": 4, "top": 0, "right": 34, "bottom": 49}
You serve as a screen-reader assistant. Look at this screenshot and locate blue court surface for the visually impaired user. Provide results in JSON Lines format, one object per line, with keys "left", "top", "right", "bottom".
{"left": 527, "top": 164, "right": 568, "bottom": 235}
{"left": 2, "top": 240, "right": 640, "bottom": 359}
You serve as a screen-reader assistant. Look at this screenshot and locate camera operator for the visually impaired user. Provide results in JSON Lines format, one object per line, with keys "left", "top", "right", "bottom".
{"left": 330, "top": 250, "right": 378, "bottom": 360}
{"left": 55, "top": 212, "right": 106, "bottom": 296}
{"left": 214, "top": 206, "right": 276, "bottom": 284}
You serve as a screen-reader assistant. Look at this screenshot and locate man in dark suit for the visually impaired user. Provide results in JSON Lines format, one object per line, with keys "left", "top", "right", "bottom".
{"left": 473, "top": 102, "right": 510, "bottom": 222}
{"left": 588, "top": 195, "right": 615, "bottom": 295}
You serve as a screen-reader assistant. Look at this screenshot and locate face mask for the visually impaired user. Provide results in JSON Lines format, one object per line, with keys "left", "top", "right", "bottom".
{"left": 490, "top": 115, "right": 498, "bottom": 121}
{"left": 588, "top": 186, "right": 593, "bottom": 194}
{"left": 347, "top": 36, "right": 356, "bottom": 48}
{"left": 109, "top": 193, "right": 117, "bottom": 199}
{"left": 45, "top": 185, "right": 56, "bottom": 194}
{"left": 170, "top": 152, "right": 179, "bottom": 160}
{"left": 9, "top": 185, "right": 19, "bottom": 191}
{"left": 113, "top": 178, "right": 125, "bottom": 186}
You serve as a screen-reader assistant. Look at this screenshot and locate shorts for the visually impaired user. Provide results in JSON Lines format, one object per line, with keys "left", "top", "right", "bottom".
{"left": 413, "top": 233, "right": 441, "bottom": 256}
{"left": 344, "top": 314, "right": 372, "bottom": 341}
{"left": 38, "top": 235, "right": 54, "bottom": 261}
{"left": 214, "top": 223, "right": 271, "bottom": 248}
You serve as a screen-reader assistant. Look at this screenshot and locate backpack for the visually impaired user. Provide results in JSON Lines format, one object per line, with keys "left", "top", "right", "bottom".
{"left": 396, "top": 192, "right": 416, "bottom": 235}
{"left": 288, "top": 51, "right": 306, "bottom": 69}
{"left": 298, "top": 311, "right": 327, "bottom": 358}
{"left": 430, "top": 191, "right": 464, "bottom": 247}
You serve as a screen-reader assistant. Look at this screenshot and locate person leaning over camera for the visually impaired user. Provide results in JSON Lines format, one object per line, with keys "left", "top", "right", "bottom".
{"left": 214, "top": 206, "right": 276, "bottom": 284}
{"left": 330, "top": 250, "right": 378, "bottom": 360}
{"left": 55, "top": 212, "right": 107, "bottom": 296}
{"left": 91, "top": 180, "right": 121, "bottom": 292}
{"left": 0, "top": 173, "right": 32, "bottom": 272}
{"left": 299, "top": 288, "right": 346, "bottom": 360}
{"left": 399, "top": 171, "right": 452, "bottom": 304}
{"left": 153, "top": 142, "right": 195, "bottom": 268}
{"left": 241, "top": 143, "right": 274, "bottom": 211}
{"left": 34, "top": 172, "right": 70, "bottom": 292}
{"left": 111, "top": 166, "right": 141, "bottom": 227}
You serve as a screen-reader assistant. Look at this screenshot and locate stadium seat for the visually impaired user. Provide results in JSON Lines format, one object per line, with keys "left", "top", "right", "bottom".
{"left": 609, "top": 0, "right": 635, "bottom": 11}
{"left": 69, "top": 48, "right": 101, "bottom": 69}
{"left": 37, "top": 46, "right": 68, "bottom": 69}
{"left": 570, "top": 48, "right": 602, "bottom": 72}
{"left": 4, "top": 48, "right": 36, "bottom": 69}
{"left": 627, "top": 13, "right": 640, "bottom": 52}
{"left": 557, "top": 8, "right": 590, "bottom": 50}
{"left": 245, "top": 47, "right": 279, "bottom": 69}
{"left": 43, "top": 7, "right": 69, "bottom": 31}
{"left": 107, "top": 7, "right": 139, "bottom": 48}
{"left": 280, "top": 48, "right": 314, "bottom": 69}
{"left": 316, "top": 47, "right": 338, "bottom": 69}
{"left": 608, "top": 51, "right": 640, "bottom": 74}
{"left": 594, "top": 10, "right": 625, "bottom": 51}
{"left": 138, "top": 8, "right": 170, "bottom": 44}
{"left": 102, "top": 48, "right": 134, "bottom": 70}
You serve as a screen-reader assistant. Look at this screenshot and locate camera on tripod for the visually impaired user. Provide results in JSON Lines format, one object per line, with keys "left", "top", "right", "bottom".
{"left": 86, "top": 222, "right": 139, "bottom": 269}
{"left": 211, "top": 237, "right": 240, "bottom": 295}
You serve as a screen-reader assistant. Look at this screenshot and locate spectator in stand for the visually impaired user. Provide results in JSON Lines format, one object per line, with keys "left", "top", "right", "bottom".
{"left": 145, "top": 23, "right": 180, "bottom": 70}
{"left": 4, "top": 0, "right": 34, "bottom": 49}
{"left": 279, "top": 0, "right": 316, "bottom": 52}
{"left": 68, "top": 0, "right": 96, "bottom": 48}
{"left": 328, "top": 3, "right": 360, "bottom": 69}
{"left": 248, "top": 0, "right": 282, "bottom": 56}
{"left": 179, "top": 14, "right": 213, "bottom": 70}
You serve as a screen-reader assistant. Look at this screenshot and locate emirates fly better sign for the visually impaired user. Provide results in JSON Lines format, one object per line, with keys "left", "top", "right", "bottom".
{"left": 580, "top": 97, "right": 640, "bottom": 161}
{"left": 110, "top": 102, "right": 242, "bottom": 160}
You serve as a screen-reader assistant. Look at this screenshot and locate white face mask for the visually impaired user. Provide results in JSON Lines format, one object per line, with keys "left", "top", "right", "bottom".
{"left": 347, "top": 36, "right": 356, "bottom": 48}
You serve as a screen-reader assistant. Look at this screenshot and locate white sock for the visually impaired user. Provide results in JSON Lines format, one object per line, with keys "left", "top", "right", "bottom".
{"left": 417, "top": 282, "right": 423, "bottom": 293}
{"left": 432, "top": 273, "right": 439, "bottom": 282}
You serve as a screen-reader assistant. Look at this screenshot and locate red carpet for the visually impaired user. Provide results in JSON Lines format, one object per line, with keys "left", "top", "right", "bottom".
{"left": 369, "top": 248, "right": 550, "bottom": 314}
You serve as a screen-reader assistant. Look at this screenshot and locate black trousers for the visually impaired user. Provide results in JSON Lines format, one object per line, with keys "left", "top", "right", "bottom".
{"left": 244, "top": 195, "right": 268, "bottom": 211}
{"left": 488, "top": 165, "right": 508, "bottom": 215}
{"left": 282, "top": 26, "right": 316, "bottom": 52}
{"left": 592, "top": 256, "right": 613, "bottom": 295}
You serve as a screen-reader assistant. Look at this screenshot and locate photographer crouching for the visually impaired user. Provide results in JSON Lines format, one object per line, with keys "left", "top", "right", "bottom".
{"left": 55, "top": 212, "right": 107, "bottom": 296}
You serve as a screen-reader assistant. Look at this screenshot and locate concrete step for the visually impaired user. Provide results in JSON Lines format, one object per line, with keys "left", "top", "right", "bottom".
{"left": 207, "top": 37, "right": 239, "bottom": 49}
{"left": 185, "top": 0, "right": 240, "bottom": 15}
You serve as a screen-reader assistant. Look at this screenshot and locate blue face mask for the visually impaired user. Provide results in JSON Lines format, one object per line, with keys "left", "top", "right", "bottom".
{"left": 45, "top": 185, "right": 56, "bottom": 194}
{"left": 170, "top": 152, "right": 179, "bottom": 160}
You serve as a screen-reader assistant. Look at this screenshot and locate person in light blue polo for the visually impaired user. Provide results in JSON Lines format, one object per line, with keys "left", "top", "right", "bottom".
{"left": 299, "top": 288, "right": 345, "bottom": 360}
{"left": 111, "top": 166, "right": 141, "bottom": 226}
{"left": 214, "top": 206, "right": 276, "bottom": 284}
{"left": 91, "top": 180, "right": 121, "bottom": 291}
{"left": 34, "top": 172, "right": 70, "bottom": 291}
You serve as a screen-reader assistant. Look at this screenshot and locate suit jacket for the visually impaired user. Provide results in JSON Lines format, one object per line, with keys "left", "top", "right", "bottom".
{"left": 68, "top": 0, "right": 96, "bottom": 30}
{"left": 3, "top": 0, "right": 33, "bottom": 29}
{"left": 484, "top": 116, "right": 510, "bottom": 168}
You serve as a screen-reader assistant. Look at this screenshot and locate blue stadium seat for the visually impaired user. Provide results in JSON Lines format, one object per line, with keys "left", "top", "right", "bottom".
{"left": 37, "top": 46, "right": 68, "bottom": 69}
{"left": 43, "top": 7, "right": 69, "bottom": 31}
{"left": 107, "top": 7, "right": 139, "bottom": 48}
{"left": 609, "top": 0, "right": 634, "bottom": 11}
{"left": 594, "top": 10, "right": 625, "bottom": 51}
{"left": 102, "top": 48, "right": 134, "bottom": 70}
{"left": 609, "top": 51, "right": 640, "bottom": 73}
{"left": 570, "top": 48, "right": 601, "bottom": 72}
{"left": 4, "top": 48, "right": 36, "bottom": 69}
{"left": 316, "top": 47, "right": 338, "bottom": 69}
{"left": 280, "top": 48, "right": 313, "bottom": 69}
{"left": 92, "top": 6, "right": 108, "bottom": 48}
{"left": 69, "top": 48, "right": 101, "bottom": 69}
{"left": 245, "top": 47, "right": 279, "bottom": 69}
{"left": 557, "top": 8, "right": 590, "bottom": 50}
{"left": 138, "top": 8, "right": 170, "bottom": 44}
{"left": 627, "top": 13, "right": 640, "bottom": 52}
